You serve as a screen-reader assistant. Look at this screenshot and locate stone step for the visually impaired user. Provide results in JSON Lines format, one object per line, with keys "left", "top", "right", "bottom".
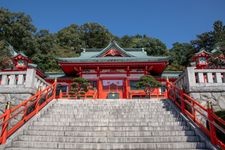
{"left": 37, "top": 117, "right": 183, "bottom": 123}
{"left": 42, "top": 113, "right": 180, "bottom": 119}
{"left": 52, "top": 103, "right": 169, "bottom": 107}
{"left": 17, "top": 135, "right": 200, "bottom": 143}
{"left": 51, "top": 105, "right": 170, "bottom": 109}
{"left": 45, "top": 111, "right": 177, "bottom": 116}
{"left": 10, "top": 141, "right": 206, "bottom": 149}
{"left": 5, "top": 148, "right": 209, "bottom": 150}
{"left": 23, "top": 130, "right": 195, "bottom": 137}
{"left": 28, "top": 125, "right": 190, "bottom": 131}
{"left": 47, "top": 110, "right": 173, "bottom": 114}
{"left": 31, "top": 120, "right": 186, "bottom": 126}
{"left": 54, "top": 99, "right": 166, "bottom": 103}
{"left": 41, "top": 114, "right": 179, "bottom": 120}
{"left": 4, "top": 99, "right": 211, "bottom": 150}
{"left": 53, "top": 102, "right": 168, "bottom": 105}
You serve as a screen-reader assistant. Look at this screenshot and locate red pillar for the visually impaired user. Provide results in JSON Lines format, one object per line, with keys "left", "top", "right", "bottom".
{"left": 79, "top": 67, "right": 82, "bottom": 77}
{"left": 97, "top": 78, "right": 103, "bottom": 99}
{"left": 207, "top": 102, "right": 217, "bottom": 145}
{"left": 123, "top": 78, "right": 129, "bottom": 99}
{"left": 144, "top": 66, "right": 148, "bottom": 75}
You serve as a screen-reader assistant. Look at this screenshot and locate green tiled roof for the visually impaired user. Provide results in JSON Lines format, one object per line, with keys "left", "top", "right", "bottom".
{"left": 57, "top": 56, "right": 169, "bottom": 63}
{"left": 57, "top": 41, "right": 169, "bottom": 63}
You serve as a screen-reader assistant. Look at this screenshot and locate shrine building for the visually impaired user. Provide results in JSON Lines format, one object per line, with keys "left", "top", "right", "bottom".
{"left": 55, "top": 41, "right": 170, "bottom": 99}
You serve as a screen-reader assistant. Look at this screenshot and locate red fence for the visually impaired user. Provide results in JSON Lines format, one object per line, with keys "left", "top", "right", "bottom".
{"left": 166, "top": 80, "right": 225, "bottom": 149}
{"left": 58, "top": 90, "right": 97, "bottom": 99}
{"left": 0, "top": 81, "right": 57, "bottom": 144}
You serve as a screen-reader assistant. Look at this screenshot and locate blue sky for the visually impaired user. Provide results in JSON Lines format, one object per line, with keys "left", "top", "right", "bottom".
{"left": 0, "top": 0, "right": 225, "bottom": 48}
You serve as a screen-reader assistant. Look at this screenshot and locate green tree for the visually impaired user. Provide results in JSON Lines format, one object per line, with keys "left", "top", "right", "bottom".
{"left": 31, "top": 53, "right": 59, "bottom": 72}
{"left": 56, "top": 24, "right": 82, "bottom": 53}
{"left": 213, "top": 20, "right": 225, "bottom": 43}
{"left": 119, "top": 35, "right": 168, "bottom": 56}
{"left": 80, "top": 22, "right": 113, "bottom": 48}
{"left": 0, "top": 8, "right": 36, "bottom": 56}
{"left": 0, "top": 40, "right": 13, "bottom": 69}
{"left": 69, "top": 77, "right": 91, "bottom": 98}
{"left": 168, "top": 42, "right": 195, "bottom": 70}
{"left": 136, "top": 75, "right": 161, "bottom": 98}
{"left": 191, "top": 20, "right": 225, "bottom": 52}
{"left": 35, "top": 29, "right": 56, "bottom": 54}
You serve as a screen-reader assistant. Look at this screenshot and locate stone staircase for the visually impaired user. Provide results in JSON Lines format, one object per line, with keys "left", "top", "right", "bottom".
{"left": 4, "top": 99, "right": 213, "bottom": 150}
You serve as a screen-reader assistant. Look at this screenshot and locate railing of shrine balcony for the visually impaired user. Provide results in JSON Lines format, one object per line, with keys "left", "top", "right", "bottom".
{"left": 0, "top": 80, "right": 57, "bottom": 144}
{"left": 167, "top": 80, "right": 225, "bottom": 149}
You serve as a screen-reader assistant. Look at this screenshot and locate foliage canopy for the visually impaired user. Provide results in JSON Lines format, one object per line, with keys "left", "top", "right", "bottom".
{"left": 1, "top": 8, "right": 225, "bottom": 72}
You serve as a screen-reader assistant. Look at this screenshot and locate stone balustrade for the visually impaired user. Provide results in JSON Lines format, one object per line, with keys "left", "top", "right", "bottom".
{"left": 174, "top": 67, "right": 225, "bottom": 111}
{"left": 185, "top": 67, "right": 225, "bottom": 92}
{"left": 174, "top": 73, "right": 186, "bottom": 90}
{"left": 0, "top": 69, "right": 49, "bottom": 94}
{"left": 0, "top": 69, "right": 50, "bottom": 112}
{"left": 0, "top": 71, "right": 26, "bottom": 86}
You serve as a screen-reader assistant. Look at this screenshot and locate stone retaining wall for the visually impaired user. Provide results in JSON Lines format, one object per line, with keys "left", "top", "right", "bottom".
{"left": 0, "top": 69, "right": 49, "bottom": 114}
{"left": 175, "top": 67, "right": 225, "bottom": 111}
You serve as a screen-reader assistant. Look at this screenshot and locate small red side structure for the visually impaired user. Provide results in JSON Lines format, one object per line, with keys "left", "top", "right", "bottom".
{"left": 192, "top": 49, "right": 211, "bottom": 69}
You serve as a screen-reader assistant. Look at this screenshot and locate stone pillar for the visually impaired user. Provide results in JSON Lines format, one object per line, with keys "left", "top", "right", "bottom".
{"left": 216, "top": 73, "right": 222, "bottom": 83}
{"left": 1, "top": 75, "right": 8, "bottom": 85}
{"left": 186, "top": 67, "right": 196, "bottom": 92}
{"left": 9, "top": 75, "right": 16, "bottom": 85}
{"left": 198, "top": 73, "right": 204, "bottom": 83}
{"left": 25, "top": 69, "right": 36, "bottom": 88}
{"left": 207, "top": 73, "right": 213, "bottom": 83}
{"left": 17, "top": 74, "right": 25, "bottom": 85}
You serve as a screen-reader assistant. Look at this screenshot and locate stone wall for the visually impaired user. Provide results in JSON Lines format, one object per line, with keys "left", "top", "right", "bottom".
{"left": 0, "top": 69, "right": 49, "bottom": 114}
{"left": 175, "top": 67, "right": 225, "bottom": 111}
{"left": 0, "top": 93, "right": 32, "bottom": 114}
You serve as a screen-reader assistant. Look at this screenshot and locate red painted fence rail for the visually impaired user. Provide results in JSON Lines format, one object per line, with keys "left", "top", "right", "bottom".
{"left": 166, "top": 80, "right": 225, "bottom": 150}
{"left": 0, "top": 81, "right": 57, "bottom": 144}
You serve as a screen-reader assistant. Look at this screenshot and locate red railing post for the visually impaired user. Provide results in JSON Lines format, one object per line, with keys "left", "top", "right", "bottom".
{"left": 35, "top": 87, "right": 42, "bottom": 114}
{"left": 1, "top": 102, "right": 11, "bottom": 144}
{"left": 59, "top": 90, "right": 63, "bottom": 99}
{"left": 53, "top": 78, "right": 57, "bottom": 99}
{"left": 180, "top": 89, "right": 185, "bottom": 114}
{"left": 165, "top": 78, "right": 169, "bottom": 99}
{"left": 207, "top": 101, "right": 217, "bottom": 145}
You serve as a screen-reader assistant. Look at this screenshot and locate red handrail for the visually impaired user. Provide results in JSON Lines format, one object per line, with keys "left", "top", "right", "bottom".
{"left": 166, "top": 80, "right": 225, "bottom": 149}
{"left": 0, "top": 80, "right": 57, "bottom": 144}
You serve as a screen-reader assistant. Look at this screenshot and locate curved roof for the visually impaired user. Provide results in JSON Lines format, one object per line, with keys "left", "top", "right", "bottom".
{"left": 57, "top": 41, "right": 169, "bottom": 63}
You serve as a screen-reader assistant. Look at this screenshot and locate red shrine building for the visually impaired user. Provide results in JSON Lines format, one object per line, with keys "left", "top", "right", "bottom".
{"left": 55, "top": 41, "right": 170, "bottom": 99}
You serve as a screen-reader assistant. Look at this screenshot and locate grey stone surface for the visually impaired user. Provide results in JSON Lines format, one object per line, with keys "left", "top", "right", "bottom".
{"left": 0, "top": 93, "right": 32, "bottom": 115}
{"left": 218, "top": 96, "right": 225, "bottom": 110}
{"left": 176, "top": 67, "right": 225, "bottom": 111}
{"left": 212, "top": 92, "right": 222, "bottom": 100}
{"left": 190, "top": 93, "right": 201, "bottom": 100}
{"left": 3, "top": 99, "right": 212, "bottom": 150}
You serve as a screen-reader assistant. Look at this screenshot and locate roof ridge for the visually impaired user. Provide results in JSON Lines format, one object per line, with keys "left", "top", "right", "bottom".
{"left": 92, "top": 41, "right": 134, "bottom": 57}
